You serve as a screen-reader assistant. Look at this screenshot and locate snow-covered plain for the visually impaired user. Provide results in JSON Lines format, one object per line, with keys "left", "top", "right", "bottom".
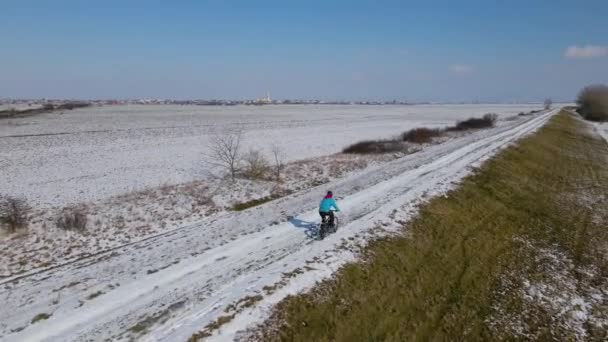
{"left": 1, "top": 104, "right": 541, "bottom": 208}
{"left": 0, "top": 107, "right": 555, "bottom": 342}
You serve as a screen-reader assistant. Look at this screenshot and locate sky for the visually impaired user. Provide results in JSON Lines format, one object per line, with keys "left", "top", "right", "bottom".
{"left": 1, "top": 0, "right": 607, "bottom": 102}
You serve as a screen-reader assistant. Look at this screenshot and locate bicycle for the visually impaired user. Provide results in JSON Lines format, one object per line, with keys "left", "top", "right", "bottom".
{"left": 318, "top": 211, "right": 339, "bottom": 240}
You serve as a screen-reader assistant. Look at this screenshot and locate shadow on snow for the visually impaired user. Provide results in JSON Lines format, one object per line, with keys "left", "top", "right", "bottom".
{"left": 288, "top": 217, "right": 319, "bottom": 239}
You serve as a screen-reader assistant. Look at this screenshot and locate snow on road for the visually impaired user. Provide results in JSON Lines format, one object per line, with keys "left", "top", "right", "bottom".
{"left": 0, "top": 104, "right": 541, "bottom": 208}
{"left": 0, "top": 109, "right": 555, "bottom": 342}
{"left": 593, "top": 121, "right": 608, "bottom": 145}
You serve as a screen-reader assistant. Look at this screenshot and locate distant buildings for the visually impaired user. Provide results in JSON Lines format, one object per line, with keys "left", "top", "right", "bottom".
{"left": 254, "top": 92, "right": 272, "bottom": 105}
{"left": 2, "top": 96, "right": 542, "bottom": 107}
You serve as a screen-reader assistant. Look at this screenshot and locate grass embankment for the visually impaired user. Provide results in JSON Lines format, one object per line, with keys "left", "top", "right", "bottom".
{"left": 255, "top": 111, "right": 608, "bottom": 341}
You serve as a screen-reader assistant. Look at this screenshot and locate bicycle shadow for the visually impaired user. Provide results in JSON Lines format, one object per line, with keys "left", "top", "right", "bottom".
{"left": 288, "top": 217, "right": 318, "bottom": 239}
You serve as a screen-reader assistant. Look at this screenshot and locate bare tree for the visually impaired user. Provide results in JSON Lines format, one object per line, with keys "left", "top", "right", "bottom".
{"left": 270, "top": 143, "right": 286, "bottom": 182}
{"left": 204, "top": 126, "right": 244, "bottom": 182}
{"left": 0, "top": 196, "right": 30, "bottom": 233}
{"left": 544, "top": 98, "right": 553, "bottom": 110}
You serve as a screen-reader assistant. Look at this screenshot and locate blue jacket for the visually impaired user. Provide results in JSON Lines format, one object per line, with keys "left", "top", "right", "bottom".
{"left": 319, "top": 197, "right": 340, "bottom": 213}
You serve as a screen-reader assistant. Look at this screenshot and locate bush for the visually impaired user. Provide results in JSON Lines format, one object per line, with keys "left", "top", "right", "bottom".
{"left": 57, "top": 102, "right": 91, "bottom": 110}
{"left": 56, "top": 206, "right": 88, "bottom": 232}
{"left": 342, "top": 140, "right": 404, "bottom": 154}
{"left": 577, "top": 84, "right": 608, "bottom": 122}
{"left": 0, "top": 196, "right": 30, "bottom": 233}
{"left": 449, "top": 113, "right": 497, "bottom": 131}
{"left": 402, "top": 127, "right": 444, "bottom": 144}
{"left": 243, "top": 149, "right": 270, "bottom": 180}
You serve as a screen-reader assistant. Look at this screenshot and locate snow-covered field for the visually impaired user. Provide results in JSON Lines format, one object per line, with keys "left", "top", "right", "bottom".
{"left": 0, "top": 107, "right": 555, "bottom": 342}
{"left": 1, "top": 104, "right": 541, "bottom": 208}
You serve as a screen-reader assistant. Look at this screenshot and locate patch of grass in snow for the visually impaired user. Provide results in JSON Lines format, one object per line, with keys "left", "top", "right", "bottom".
{"left": 52, "top": 281, "right": 80, "bottom": 292}
{"left": 128, "top": 301, "right": 186, "bottom": 335}
{"left": 30, "top": 313, "right": 51, "bottom": 324}
{"left": 231, "top": 193, "right": 284, "bottom": 211}
{"left": 188, "top": 315, "right": 235, "bottom": 341}
{"left": 225, "top": 295, "right": 264, "bottom": 313}
{"left": 189, "top": 294, "right": 266, "bottom": 340}
{"left": 85, "top": 290, "right": 104, "bottom": 300}
{"left": 250, "top": 111, "right": 608, "bottom": 341}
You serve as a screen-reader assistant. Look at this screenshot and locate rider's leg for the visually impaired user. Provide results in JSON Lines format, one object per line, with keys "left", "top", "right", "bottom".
{"left": 329, "top": 211, "right": 335, "bottom": 227}
{"left": 319, "top": 211, "right": 328, "bottom": 223}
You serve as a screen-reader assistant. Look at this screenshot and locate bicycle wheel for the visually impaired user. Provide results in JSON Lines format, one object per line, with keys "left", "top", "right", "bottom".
{"left": 332, "top": 216, "right": 339, "bottom": 233}
{"left": 318, "top": 223, "right": 326, "bottom": 240}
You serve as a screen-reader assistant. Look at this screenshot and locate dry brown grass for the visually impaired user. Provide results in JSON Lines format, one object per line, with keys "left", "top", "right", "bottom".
{"left": 242, "top": 149, "right": 271, "bottom": 180}
{"left": 55, "top": 206, "right": 88, "bottom": 232}
{"left": 0, "top": 196, "right": 30, "bottom": 233}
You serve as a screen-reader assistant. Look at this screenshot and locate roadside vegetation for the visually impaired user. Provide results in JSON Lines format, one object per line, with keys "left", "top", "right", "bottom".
{"left": 577, "top": 84, "right": 608, "bottom": 121}
{"left": 342, "top": 139, "right": 405, "bottom": 154}
{"left": 0, "top": 102, "right": 91, "bottom": 119}
{"left": 343, "top": 113, "right": 499, "bottom": 154}
{"left": 251, "top": 111, "right": 608, "bottom": 341}
{"left": 0, "top": 196, "right": 30, "bottom": 233}
{"left": 232, "top": 193, "right": 286, "bottom": 211}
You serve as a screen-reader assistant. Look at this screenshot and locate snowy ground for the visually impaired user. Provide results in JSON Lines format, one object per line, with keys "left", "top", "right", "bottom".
{"left": 0, "top": 109, "right": 555, "bottom": 341}
{"left": 0, "top": 152, "right": 399, "bottom": 277}
{"left": 593, "top": 121, "right": 608, "bottom": 145}
{"left": 1, "top": 104, "right": 541, "bottom": 208}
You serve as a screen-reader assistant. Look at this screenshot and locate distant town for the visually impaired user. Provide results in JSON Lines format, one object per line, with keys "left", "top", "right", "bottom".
{"left": 0, "top": 93, "right": 549, "bottom": 109}
{"left": 0, "top": 96, "right": 420, "bottom": 108}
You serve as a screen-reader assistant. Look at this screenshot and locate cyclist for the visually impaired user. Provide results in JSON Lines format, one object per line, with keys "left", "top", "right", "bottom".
{"left": 319, "top": 191, "right": 340, "bottom": 227}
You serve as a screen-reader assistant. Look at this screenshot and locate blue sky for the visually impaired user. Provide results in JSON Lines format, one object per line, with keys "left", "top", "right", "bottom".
{"left": 1, "top": 0, "right": 607, "bottom": 102}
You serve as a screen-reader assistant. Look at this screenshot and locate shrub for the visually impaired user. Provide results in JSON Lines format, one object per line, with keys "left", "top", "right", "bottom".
{"left": 402, "top": 127, "right": 444, "bottom": 143}
{"left": 342, "top": 140, "right": 404, "bottom": 154}
{"left": 0, "top": 196, "right": 30, "bottom": 233}
{"left": 57, "top": 102, "right": 90, "bottom": 110}
{"left": 243, "top": 149, "right": 270, "bottom": 180}
{"left": 449, "top": 113, "right": 497, "bottom": 131}
{"left": 577, "top": 84, "right": 608, "bottom": 122}
{"left": 56, "top": 206, "right": 88, "bottom": 232}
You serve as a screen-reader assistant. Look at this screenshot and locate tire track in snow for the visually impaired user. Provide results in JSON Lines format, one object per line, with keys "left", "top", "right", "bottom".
{"left": 0, "top": 111, "right": 555, "bottom": 342}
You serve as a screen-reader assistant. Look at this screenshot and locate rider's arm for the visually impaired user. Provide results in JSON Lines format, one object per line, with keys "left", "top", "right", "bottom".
{"left": 331, "top": 199, "right": 340, "bottom": 211}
